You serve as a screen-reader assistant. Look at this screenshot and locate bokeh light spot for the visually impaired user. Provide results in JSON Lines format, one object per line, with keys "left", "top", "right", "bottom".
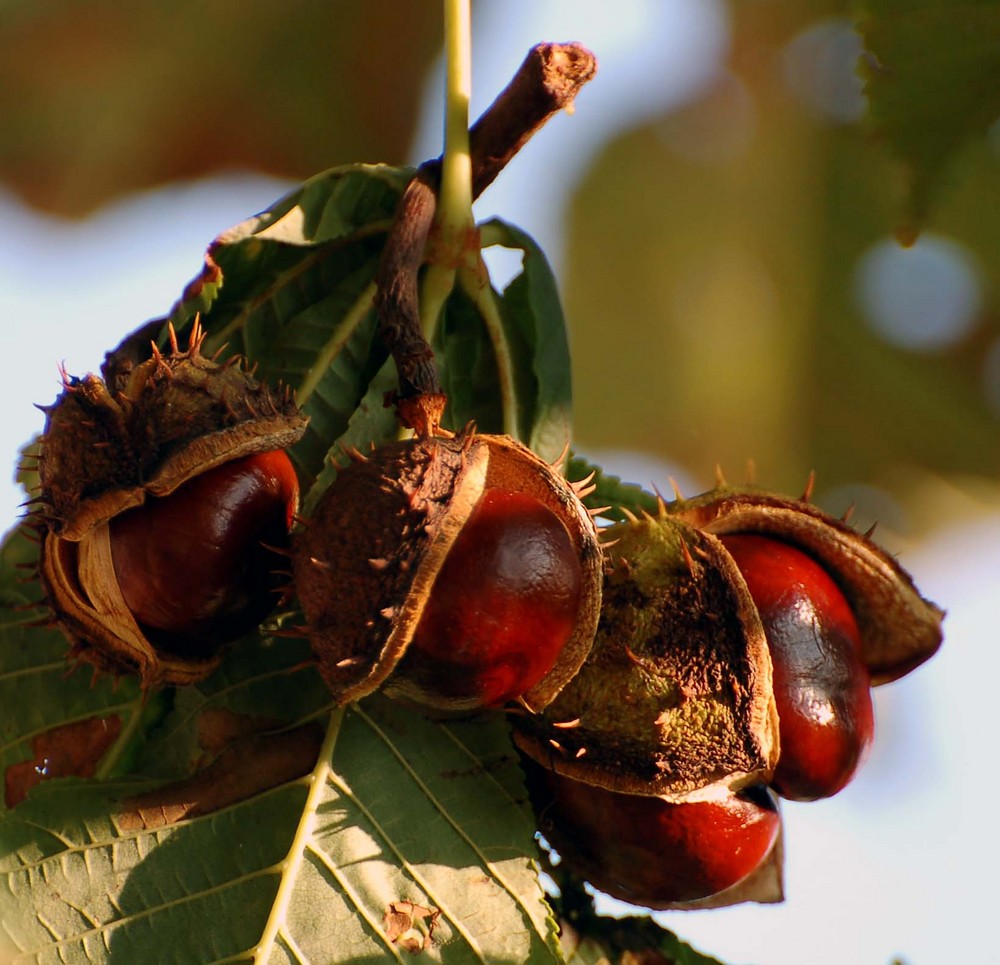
{"left": 853, "top": 235, "right": 982, "bottom": 351}
{"left": 782, "top": 19, "right": 866, "bottom": 124}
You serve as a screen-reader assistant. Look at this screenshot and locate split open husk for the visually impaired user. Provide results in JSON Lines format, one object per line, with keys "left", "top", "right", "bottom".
{"left": 293, "top": 430, "right": 603, "bottom": 712}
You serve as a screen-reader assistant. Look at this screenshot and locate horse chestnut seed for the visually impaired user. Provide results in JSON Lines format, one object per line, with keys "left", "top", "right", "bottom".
{"left": 525, "top": 756, "right": 780, "bottom": 908}
{"left": 294, "top": 430, "right": 602, "bottom": 713}
{"left": 399, "top": 488, "right": 584, "bottom": 709}
{"left": 109, "top": 449, "right": 300, "bottom": 657}
{"left": 720, "top": 534, "right": 874, "bottom": 801}
{"left": 36, "top": 320, "right": 308, "bottom": 686}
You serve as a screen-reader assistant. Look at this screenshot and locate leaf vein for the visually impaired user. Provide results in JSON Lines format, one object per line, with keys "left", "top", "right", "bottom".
{"left": 352, "top": 704, "right": 512, "bottom": 962}
{"left": 299, "top": 842, "right": 404, "bottom": 964}
{"left": 7, "top": 778, "right": 305, "bottom": 874}
{"left": 0, "top": 659, "right": 66, "bottom": 685}
{"left": 18, "top": 864, "right": 280, "bottom": 957}
{"left": 279, "top": 926, "right": 311, "bottom": 965}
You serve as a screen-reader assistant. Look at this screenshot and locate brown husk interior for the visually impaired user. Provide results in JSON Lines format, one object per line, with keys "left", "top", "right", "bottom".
{"left": 512, "top": 514, "right": 778, "bottom": 799}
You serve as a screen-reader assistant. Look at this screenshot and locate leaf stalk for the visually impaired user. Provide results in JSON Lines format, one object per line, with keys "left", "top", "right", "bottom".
{"left": 253, "top": 707, "right": 347, "bottom": 964}
{"left": 373, "top": 39, "right": 597, "bottom": 436}
{"left": 457, "top": 261, "right": 519, "bottom": 437}
{"left": 437, "top": 0, "right": 475, "bottom": 245}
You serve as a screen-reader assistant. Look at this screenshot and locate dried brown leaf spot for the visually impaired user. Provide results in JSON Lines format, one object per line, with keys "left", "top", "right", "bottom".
{"left": 119, "top": 723, "right": 323, "bottom": 831}
{"left": 4, "top": 714, "right": 122, "bottom": 808}
{"left": 383, "top": 900, "right": 440, "bottom": 954}
{"left": 195, "top": 707, "right": 284, "bottom": 761}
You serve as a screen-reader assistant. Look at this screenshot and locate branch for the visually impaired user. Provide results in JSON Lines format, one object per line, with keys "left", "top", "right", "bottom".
{"left": 373, "top": 177, "right": 445, "bottom": 436}
{"left": 466, "top": 41, "right": 598, "bottom": 198}
{"left": 375, "top": 42, "right": 597, "bottom": 435}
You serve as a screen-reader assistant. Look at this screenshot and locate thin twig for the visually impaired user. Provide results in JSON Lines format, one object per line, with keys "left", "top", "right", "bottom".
{"left": 373, "top": 176, "right": 446, "bottom": 436}
{"left": 374, "top": 42, "right": 597, "bottom": 436}
{"left": 453, "top": 41, "right": 598, "bottom": 198}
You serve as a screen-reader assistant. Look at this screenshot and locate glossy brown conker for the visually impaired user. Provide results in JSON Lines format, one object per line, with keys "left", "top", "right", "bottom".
{"left": 293, "top": 430, "right": 603, "bottom": 714}
{"left": 525, "top": 756, "right": 780, "bottom": 909}
{"left": 720, "top": 534, "right": 874, "bottom": 801}
{"left": 670, "top": 487, "right": 943, "bottom": 685}
{"left": 110, "top": 449, "right": 300, "bottom": 658}
{"left": 400, "top": 487, "right": 584, "bottom": 709}
{"left": 37, "top": 320, "right": 307, "bottom": 685}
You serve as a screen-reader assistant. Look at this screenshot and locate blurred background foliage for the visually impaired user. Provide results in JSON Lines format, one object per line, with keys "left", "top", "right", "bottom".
{"left": 0, "top": 0, "right": 441, "bottom": 214}
{"left": 564, "top": 3, "right": 1000, "bottom": 528}
{"left": 1, "top": 0, "right": 998, "bottom": 538}
{"left": 566, "top": 0, "right": 1000, "bottom": 534}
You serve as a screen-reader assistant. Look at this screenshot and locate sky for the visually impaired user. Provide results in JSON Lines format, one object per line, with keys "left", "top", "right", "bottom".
{"left": 0, "top": 3, "right": 994, "bottom": 963}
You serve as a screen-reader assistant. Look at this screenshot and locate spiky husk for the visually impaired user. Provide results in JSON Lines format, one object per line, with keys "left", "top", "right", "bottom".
{"left": 512, "top": 513, "right": 779, "bottom": 799}
{"left": 37, "top": 322, "right": 306, "bottom": 541}
{"left": 667, "top": 488, "right": 944, "bottom": 684}
{"left": 293, "top": 430, "right": 603, "bottom": 712}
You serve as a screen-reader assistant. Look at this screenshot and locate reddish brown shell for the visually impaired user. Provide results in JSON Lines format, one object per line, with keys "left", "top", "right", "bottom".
{"left": 293, "top": 430, "right": 603, "bottom": 712}
{"left": 669, "top": 488, "right": 944, "bottom": 684}
{"left": 512, "top": 513, "right": 779, "bottom": 799}
{"left": 667, "top": 818, "right": 784, "bottom": 910}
